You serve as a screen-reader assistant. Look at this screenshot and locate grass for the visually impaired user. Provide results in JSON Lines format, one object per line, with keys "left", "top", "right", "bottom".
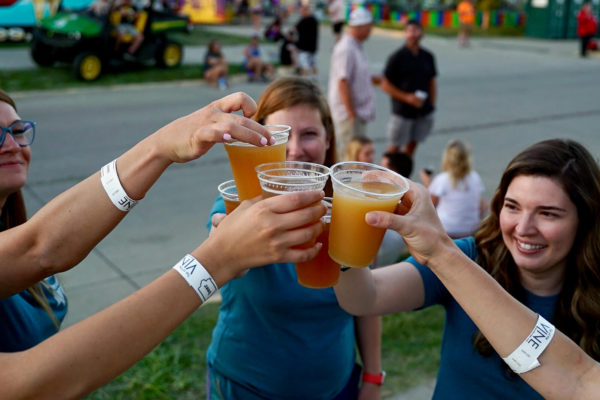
{"left": 84, "top": 302, "right": 444, "bottom": 399}
{"left": 0, "top": 63, "right": 245, "bottom": 93}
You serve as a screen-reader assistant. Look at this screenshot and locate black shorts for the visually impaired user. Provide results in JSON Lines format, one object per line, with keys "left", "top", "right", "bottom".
{"left": 333, "top": 21, "right": 344, "bottom": 34}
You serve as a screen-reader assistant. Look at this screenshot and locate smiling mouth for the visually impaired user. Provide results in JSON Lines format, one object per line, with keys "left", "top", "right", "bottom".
{"left": 517, "top": 240, "right": 546, "bottom": 251}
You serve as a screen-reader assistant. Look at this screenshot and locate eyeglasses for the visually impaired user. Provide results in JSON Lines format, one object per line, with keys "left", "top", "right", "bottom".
{"left": 0, "top": 120, "right": 36, "bottom": 147}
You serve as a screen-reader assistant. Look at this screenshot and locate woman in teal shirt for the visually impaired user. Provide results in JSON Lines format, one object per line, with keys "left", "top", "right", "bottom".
{"left": 206, "top": 77, "right": 384, "bottom": 399}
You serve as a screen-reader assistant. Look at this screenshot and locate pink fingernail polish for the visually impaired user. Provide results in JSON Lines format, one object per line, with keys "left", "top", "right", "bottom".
{"left": 269, "top": 136, "right": 276, "bottom": 145}
{"left": 223, "top": 133, "right": 232, "bottom": 141}
{"left": 260, "top": 137, "right": 268, "bottom": 146}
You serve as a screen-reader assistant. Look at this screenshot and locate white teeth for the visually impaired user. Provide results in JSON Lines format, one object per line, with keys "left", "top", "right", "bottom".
{"left": 518, "top": 241, "right": 544, "bottom": 250}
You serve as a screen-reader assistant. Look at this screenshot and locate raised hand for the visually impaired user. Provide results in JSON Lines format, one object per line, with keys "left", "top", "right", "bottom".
{"left": 153, "top": 92, "right": 272, "bottom": 163}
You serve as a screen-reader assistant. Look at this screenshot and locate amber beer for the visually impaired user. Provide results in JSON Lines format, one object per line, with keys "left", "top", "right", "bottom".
{"left": 328, "top": 162, "right": 409, "bottom": 268}
{"left": 295, "top": 199, "right": 339, "bottom": 288}
{"left": 224, "top": 125, "right": 289, "bottom": 201}
{"left": 256, "top": 162, "right": 333, "bottom": 288}
{"left": 218, "top": 180, "right": 240, "bottom": 214}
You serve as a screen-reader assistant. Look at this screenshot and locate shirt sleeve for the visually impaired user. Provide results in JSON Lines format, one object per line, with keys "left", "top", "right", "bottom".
{"left": 383, "top": 52, "right": 398, "bottom": 82}
{"left": 428, "top": 173, "right": 445, "bottom": 197}
{"left": 205, "top": 195, "right": 226, "bottom": 232}
{"left": 407, "top": 237, "right": 477, "bottom": 308}
{"left": 335, "top": 45, "right": 352, "bottom": 81}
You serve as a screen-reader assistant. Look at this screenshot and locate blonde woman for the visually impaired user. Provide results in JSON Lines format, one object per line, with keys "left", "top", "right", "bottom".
{"left": 421, "top": 139, "right": 486, "bottom": 238}
{"left": 344, "top": 136, "right": 374, "bottom": 163}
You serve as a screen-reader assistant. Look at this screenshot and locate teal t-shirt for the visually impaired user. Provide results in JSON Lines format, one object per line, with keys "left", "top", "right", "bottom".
{"left": 409, "top": 237, "right": 556, "bottom": 400}
{"left": 205, "top": 197, "right": 356, "bottom": 399}
{"left": 0, "top": 275, "right": 68, "bottom": 352}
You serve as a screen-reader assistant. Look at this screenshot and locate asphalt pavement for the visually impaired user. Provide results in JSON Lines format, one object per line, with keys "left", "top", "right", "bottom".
{"left": 5, "top": 19, "right": 600, "bottom": 400}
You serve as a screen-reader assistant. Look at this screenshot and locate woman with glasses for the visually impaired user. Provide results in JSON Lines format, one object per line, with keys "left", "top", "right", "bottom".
{"left": 0, "top": 90, "right": 67, "bottom": 352}
{"left": 0, "top": 88, "right": 326, "bottom": 399}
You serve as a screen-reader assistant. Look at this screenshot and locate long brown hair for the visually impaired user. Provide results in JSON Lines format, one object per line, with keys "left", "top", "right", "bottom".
{"left": 473, "top": 139, "right": 600, "bottom": 362}
{"left": 0, "top": 88, "right": 59, "bottom": 329}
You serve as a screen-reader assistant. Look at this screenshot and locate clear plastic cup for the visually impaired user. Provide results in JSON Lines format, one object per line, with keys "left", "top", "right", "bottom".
{"left": 224, "top": 124, "right": 290, "bottom": 201}
{"left": 328, "top": 162, "right": 409, "bottom": 268}
{"left": 255, "top": 161, "right": 330, "bottom": 197}
{"left": 295, "top": 197, "right": 340, "bottom": 289}
{"left": 217, "top": 180, "right": 240, "bottom": 214}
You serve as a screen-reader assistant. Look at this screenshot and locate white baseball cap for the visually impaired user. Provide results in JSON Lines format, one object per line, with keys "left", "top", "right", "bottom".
{"left": 348, "top": 8, "right": 373, "bottom": 27}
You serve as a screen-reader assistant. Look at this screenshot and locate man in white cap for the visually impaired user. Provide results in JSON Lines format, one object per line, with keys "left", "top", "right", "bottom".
{"left": 327, "top": 7, "right": 381, "bottom": 161}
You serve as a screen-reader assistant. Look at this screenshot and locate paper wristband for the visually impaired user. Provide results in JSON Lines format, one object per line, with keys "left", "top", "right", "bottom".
{"left": 502, "top": 315, "right": 555, "bottom": 374}
{"left": 100, "top": 159, "right": 138, "bottom": 212}
{"left": 172, "top": 254, "right": 218, "bottom": 303}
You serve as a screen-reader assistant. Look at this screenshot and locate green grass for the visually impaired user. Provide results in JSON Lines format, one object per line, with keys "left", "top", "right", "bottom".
{"left": 84, "top": 302, "right": 444, "bottom": 399}
{"left": 0, "top": 63, "right": 245, "bottom": 93}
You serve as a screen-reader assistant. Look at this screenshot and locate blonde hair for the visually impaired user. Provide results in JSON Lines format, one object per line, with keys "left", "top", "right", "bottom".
{"left": 441, "top": 139, "right": 471, "bottom": 187}
{"left": 344, "top": 137, "right": 372, "bottom": 162}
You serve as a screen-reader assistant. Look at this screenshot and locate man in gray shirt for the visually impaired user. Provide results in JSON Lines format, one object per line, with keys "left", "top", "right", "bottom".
{"left": 327, "top": 8, "right": 381, "bottom": 160}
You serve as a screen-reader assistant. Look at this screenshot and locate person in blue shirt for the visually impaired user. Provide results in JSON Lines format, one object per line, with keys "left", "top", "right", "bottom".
{"left": 334, "top": 139, "right": 600, "bottom": 399}
{"left": 0, "top": 89, "right": 68, "bottom": 351}
{"left": 0, "top": 89, "right": 327, "bottom": 399}
{"left": 206, "top": 77, "right": 384, "bottom": 399}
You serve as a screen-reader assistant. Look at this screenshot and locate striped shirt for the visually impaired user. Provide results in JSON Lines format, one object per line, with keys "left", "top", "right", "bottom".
{"left": 327, "top": 33, "right": 375, "bottom": 122}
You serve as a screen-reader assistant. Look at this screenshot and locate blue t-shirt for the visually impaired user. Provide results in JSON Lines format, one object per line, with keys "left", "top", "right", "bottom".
{"left": 0, "top": 275, "right": 68, "bottom": 352}
{"left": 206, "top": 197, "right": 356, "bottom": 399}
{"left": 409, "top": 237, "right": 556, "bottom": 400}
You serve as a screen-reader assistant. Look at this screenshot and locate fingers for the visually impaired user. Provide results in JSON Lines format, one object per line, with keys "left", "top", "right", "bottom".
{"left": 365, "top": 210, "right": 399, "bottom": 230}
{"left": 211, "top": 213, "right": 226, "bottom": 229}
{"left": 278, "top": 242, "right": 323, "bottom": 264}
{"left": 263, "top": 190, "right": 325, "bottom": 214}
{"left": 213, "top": 92, "right": 257, "bottom": 116}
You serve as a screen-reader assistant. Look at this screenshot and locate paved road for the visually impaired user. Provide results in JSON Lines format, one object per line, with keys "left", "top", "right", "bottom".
{"left": 6, "top": 21, "right": 600, "bottom": 399}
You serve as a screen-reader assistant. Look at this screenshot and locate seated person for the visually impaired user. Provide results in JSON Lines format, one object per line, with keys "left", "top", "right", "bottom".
{"left": 203, "top": 40, "right": 228, "bottom": 89}
{"left": 89, "top": 0, "right": 112, "bottom": 18}
{"left": 243, "top": 35, "right": 274, "bottom": 82}
{"left": 112, "top": 0, "right": 145, "bottom": 58}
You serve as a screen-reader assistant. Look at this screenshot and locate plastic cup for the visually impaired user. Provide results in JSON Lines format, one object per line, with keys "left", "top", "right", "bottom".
{"left": 217, "top": 180, "right": 240, "bottom": 214}
{"left": 224, "top": 125, "right": 289, "bottom": 201}
{"left": 255, "top": 161, "right": 330, "bottom": 198}
{"left": 328, "top": 162, "right": 409, "bottom": 268}
{"left": 295, "top": 197, "right": 340, "bottom": 289}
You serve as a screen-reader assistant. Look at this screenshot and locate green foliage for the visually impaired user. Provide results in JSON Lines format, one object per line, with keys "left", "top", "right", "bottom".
{"left": 84, "top": 302, "right": 444, "bottom": 399}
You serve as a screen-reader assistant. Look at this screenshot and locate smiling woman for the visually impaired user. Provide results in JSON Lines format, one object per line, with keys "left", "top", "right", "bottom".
{"left": 333, "top": 138, "right": 600, "bottom": 400}
{"left": 0, "top": 89, "right": 68, "bottom": 352}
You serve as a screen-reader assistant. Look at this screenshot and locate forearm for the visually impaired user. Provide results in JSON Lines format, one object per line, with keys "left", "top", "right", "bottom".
{"left": 1, "top": 239, "right": 243, "bottom": 400}
{"left": 355, "top": 315, "right": 382, "bottom": 374}
{"left": 334, "top": 268, "right": 377, "bottom": 315}
{"left": 429, "top": 79, "right": 437, "bottom": 106}
{"left": 338, "top": 79, "right": 355, "bottom": 119}
{"left": 427, "top": 244, "right": 600, "bottom": 400}
{"left": 380, "top": 78, "right": 412, "bottom": 104}
{"left": 0, "top": 133, "right": 171, "bottom": 296}
{"left": 3, "top": 269, "right": 200, "bottom": 400}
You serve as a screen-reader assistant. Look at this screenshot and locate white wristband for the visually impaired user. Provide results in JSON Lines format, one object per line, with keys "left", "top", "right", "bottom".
{"left": 100, "top": 159, "right": 138, "bottom": 212}
{"left": 502, "top": 315, "right": 555, "bottom": 374}
{"left": 172, "top": 254, "right": 218, "bottom": 303}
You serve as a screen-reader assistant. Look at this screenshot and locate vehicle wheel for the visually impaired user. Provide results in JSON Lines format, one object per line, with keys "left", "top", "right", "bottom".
{"left": 31, "top": 39, "right": 55, "bottom": 67}
{"left": 156, "top": 41, "right": 182, "bottom": 68}
{"left": 73, "top": 52, "right": 103, "bottom": 81}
